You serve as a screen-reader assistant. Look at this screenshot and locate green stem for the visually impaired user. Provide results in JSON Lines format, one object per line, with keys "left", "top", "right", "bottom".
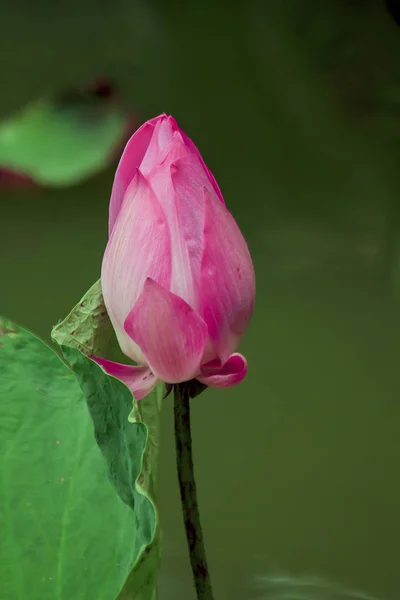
{"left": 173, "top": 383, "right": 215, "bottom": 600}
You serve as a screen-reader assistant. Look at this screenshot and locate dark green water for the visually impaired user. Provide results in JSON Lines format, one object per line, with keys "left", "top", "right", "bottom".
{"left": 1, "top": 2, "right": 400, "bottom": 599}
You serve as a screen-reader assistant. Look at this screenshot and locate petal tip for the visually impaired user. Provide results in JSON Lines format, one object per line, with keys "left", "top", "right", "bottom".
{"left": 197, "top": 353, "right": 248, "bottom": 389}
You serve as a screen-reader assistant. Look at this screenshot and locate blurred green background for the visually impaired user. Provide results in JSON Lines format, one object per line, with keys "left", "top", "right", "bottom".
{"left": 1, "top": 1, "right": 400, "bottom": 598}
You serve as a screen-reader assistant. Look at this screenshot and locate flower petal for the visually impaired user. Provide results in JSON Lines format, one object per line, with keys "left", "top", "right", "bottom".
{"left": 124, "top": 278, "right": 208, "bottom": 383}
{"left": 200, "top": 187, "right": 256, "bottom": 364}
{"left": 179, "top": 129, "right": 225, "bottom": 204}
{"left": 140, "top": 115, "right": 180, "bottom": 176}
{"left": 109, "top": 114, "right": 165, "bottom": 235}
{"left": 102, "top": 169, "right": 171, "bottom": 364}
{"left": 90, "top": 356, "right": 158, "bottom": 400}
{"left": 168, "top": 153, "right": 209, "bottom": 309}
{"left": 197, "top": 353, "right": 247, "bottom": 388}
{"left": 108, "top": 114, "right": 224, "bottom": 236}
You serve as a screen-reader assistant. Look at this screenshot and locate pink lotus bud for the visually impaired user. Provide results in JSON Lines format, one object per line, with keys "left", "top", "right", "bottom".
{"left": 93, "top": 114, "right": 255, "bottom": 399}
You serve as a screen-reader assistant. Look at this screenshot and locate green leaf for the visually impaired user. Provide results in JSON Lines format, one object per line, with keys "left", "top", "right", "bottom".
{"left": 51, "top": 279, "right": 126, "bottom": 364}
{"left": 0, "top": 313, "right": 161, "bottom": 600}
{"left": 0, "top": 83, "right": 132, "bottom": 187}
{"left": 60, "top": 344, "right": 162, "bottom": 600}
{"left": 51, "top": 280, "right": 163, "bottom": 598}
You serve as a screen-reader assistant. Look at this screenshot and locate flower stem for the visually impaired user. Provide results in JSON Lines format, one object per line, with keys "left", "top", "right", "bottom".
{"left": 173, "top": 382, "right": 215, "bottom": 600}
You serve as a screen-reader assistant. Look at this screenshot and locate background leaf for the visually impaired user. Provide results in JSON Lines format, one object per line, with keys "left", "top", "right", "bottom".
{"left": 0, "top": 80, "right": 134, "bottom": 187}
{"left": 0, "top": 317, "right": 161, "bottom": 600}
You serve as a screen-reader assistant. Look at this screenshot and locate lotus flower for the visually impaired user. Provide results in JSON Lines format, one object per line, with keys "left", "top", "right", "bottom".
{"left": 93, "top": 114, "right": 255, "bottom": 399}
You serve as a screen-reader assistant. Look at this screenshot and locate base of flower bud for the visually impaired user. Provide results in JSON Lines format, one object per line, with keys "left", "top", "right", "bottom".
{"left": 165, "top": 379, "right": 208, "bottom": 400}
{"left": 175, "top": 379, "right": 208, "bottom": 400}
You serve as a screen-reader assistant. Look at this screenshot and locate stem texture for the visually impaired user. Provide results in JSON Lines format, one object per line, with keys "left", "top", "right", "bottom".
{"left": 173, "top": 382, "right": 215, "bottom": 600}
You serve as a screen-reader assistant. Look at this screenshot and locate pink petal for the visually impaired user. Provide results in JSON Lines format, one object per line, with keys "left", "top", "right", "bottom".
{"left": 179, "top": 130, "right": 225, "bottom": 204}
{"left": 200, "top": 187, "right": 256, "bottom": 365}
{"left": 90, "top": 356, "right": 158, "bottom": 400}
{"left": 108, "top": 114, "right": 224, "bottom": 236}
{"left": 102, "top": 170, "right": 172, "bottom": 364}
{"left": 169, "top": 153, "right": 209, "bottom": 308}
{"left": 145, "top": 148, "right": 208, "bottom": 310}
{"left": 197, "top": 353, "right": 247, "bottom": 388}
{"left": 136, "top": 134, "right": 209, "bottom": 311}
{"left": 109, "top": 113, "right": 166, "bottom": 235}
{"left": 140, "top": 115, "right": 181, "bottom": 176}
{"left": 124, "top": 278, "right": 208, "bottom": 383}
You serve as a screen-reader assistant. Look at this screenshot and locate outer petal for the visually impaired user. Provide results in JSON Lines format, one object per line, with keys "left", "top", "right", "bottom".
{"left": 197, "top": 353, "right": 247, "bottom": 388}
{"left": 90, "top": 356, "right": 158, "bottom": 400}
{"left": 200, "top": 187, "right": 256, "bottom": 364}
{"left": 108, "top": 114, "right": 166, "bottom": 235}
{"left": 102, "top": 170, "right": 171, "bottom": 364}
{"left": 140, "top": 130, "right": 211, "bottom": 311}
{"left": 168, "top": 152, "right": 209, "bottom": 308}
{"left": 140, "top": 115, "right": 180, "bottom": 177}
{"left": 179, "top": 129, "right": 225, "bottom": 204}
{"left": 146, "top": 145, "right": 209, "bottom": 310}
{"left": 140, "top": 114, "right": 225, "bottom": 203}
{"left": 109, "top": 113, "right": 224, "bottom": 236}
{"left": 124, "top": 278, "right": 208, "bottom": 384}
